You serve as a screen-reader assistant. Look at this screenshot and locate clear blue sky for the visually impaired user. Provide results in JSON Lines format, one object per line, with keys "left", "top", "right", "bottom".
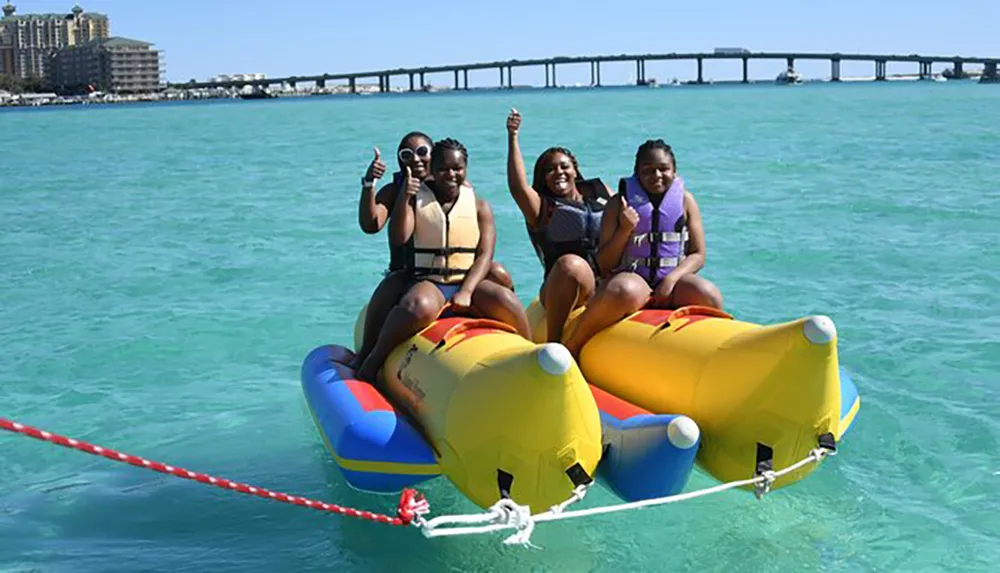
{"left": 12, "top": 0, "right": 1000, "bottom": 84}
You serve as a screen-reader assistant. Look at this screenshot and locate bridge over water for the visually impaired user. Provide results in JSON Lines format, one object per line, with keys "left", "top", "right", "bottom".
{"left": 174, "top": 51, "right": 1000, "bottom": 92}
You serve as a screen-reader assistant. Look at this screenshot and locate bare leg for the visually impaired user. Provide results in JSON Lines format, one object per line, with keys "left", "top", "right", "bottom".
{"left": 667, "top": 274, "right": 724, "bottom": 309}
{"left": 470, "top": 281, "right": 532, "bottom": 339}
{"left": 539, "top": 254, "right": 597, "bottom": 343}
{"left": 562, "top": 272, "right": 651, "bottom": 359}
{"left": 487, "top": 261, "right": 516, "bottom": 292}
{"left": 357, "top": 281, "right": 446, "bottom": 383}
{"left": 350, "top": 271, "right": 410, "bottom": 369}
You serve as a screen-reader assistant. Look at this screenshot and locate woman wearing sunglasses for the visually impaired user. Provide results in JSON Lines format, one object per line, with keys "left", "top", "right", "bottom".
{"left": 355, "top": 137, "right": 531, "bottom": 383}
{"left": 351, "top": 131, "right": 515, "bottom": 371}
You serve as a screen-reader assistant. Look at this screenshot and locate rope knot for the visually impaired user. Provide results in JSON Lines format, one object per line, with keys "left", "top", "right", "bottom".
{"left": 753, "top": 470, "right": 777, "bottom": 500}
{"left": 489, "top": 499, "right": 538, "bottom": 548}
{"left": 397, "top": 488, "right": 430, "bottom": 525}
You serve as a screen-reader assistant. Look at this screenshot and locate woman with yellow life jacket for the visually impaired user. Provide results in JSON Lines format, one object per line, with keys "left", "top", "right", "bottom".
{"left": 351, "top": 132, "right": 515, "bottom": 371}
{"left": 506, "top": 108, "right": 613, "bottom": 343}
{"left": 563, "top": 139, "right": 724, "bottom": 358}
{"left": 355, "top": 138, "right": 532, "bottom": 383}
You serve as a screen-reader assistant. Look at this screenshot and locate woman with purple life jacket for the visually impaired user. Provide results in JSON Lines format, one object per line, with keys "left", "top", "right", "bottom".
{"left": 562, "top": 139, "right": 724, "bottom": 359}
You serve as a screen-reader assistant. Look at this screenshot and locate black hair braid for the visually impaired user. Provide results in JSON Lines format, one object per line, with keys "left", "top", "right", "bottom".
{"left": 634, "top": 139, "right": 677, "bottom": 174}
{"left": 431, "top": 137, "right": 468, "bottom": 169}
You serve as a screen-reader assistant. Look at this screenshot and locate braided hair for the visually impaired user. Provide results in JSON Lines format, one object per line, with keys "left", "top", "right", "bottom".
{"left": 634, "top": 139, "right": 677, "bottom": 174}
{"left": 430, "top": 137, "right": 468, "bottom": 170}
{"left": 531, "top": 146, "right": 583, "bottom": 197}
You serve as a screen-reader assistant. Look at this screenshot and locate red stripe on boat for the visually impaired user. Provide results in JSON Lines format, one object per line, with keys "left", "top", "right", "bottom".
{"left": 628, "top": 309, "right": 674, "bottom": 327}
{"left": 342, "top": 378, "right": 393, "bottom": 413}
{"left": 419, "top": 317, "right": 466, "bottom": 344}
{"left": 589, "top": 384, "right": 650, "bottom": 421}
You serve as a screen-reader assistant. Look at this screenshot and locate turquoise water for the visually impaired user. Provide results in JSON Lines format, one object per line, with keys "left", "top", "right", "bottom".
{"left": 2, "top": 82, "right": 998, "bottom": 572}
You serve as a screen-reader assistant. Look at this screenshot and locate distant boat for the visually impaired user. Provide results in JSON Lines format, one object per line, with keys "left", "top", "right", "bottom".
{"left": 776, "top": 68, "right": 804, "bottom": 85}
{"left": 238, "top": 89, "right": 276, "bottom": 100}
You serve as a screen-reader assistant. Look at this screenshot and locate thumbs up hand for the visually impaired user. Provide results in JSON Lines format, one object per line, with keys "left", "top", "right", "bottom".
{"left": 403, "top": 165, "right": 421, "bottom": 197}
{"left": 506, "top": 108, "right": 521, "bottom": 135}
{"left": 365, "top": 146, "right": 386, "bottom": 183}
{"left": 618, "top": 192, "right": 639, "bottom": 232}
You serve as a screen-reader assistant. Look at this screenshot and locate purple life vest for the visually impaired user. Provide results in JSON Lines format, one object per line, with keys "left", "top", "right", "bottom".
{"left": 617, "top": 174, "right": 688, "bottom": 286}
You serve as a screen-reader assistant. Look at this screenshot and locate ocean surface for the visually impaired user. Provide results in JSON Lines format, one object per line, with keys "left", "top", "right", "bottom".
{"left": 1, "top": 82, "right": 998, "bottom": 572}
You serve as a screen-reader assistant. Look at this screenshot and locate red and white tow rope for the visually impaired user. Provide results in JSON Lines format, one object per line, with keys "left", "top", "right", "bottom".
{"left": 1, "top": 416, "right": 430, "bottom": 526}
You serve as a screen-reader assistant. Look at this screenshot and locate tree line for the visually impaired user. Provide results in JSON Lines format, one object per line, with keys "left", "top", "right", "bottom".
{"left": 0, "top": 74, "right": 48, "bottom": 93}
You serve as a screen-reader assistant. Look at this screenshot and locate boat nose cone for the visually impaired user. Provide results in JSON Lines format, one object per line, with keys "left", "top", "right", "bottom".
{"left": 803, "top": 315, "right": 837, "bottom": 345}
{"left": 537, "top": 343, "right": 573, "bottom": 376}
{"left": 667, "top": 415, "right": 700, "bottom": 449}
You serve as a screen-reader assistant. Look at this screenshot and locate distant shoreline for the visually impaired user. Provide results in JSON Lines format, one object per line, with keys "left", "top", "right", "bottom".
{"left": 1, "top": 74, "right": 992, "bottom": 110}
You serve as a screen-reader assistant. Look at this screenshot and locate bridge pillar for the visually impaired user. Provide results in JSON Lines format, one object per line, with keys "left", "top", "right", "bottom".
{"left": 590, "top": 61, "right": 595, "bottom": 86}
{"left": 420, "top": 72, "right": 425, "bottom": 89}
{"left": 384, "top": 75, "right": 390, "bottom": 92}
{"left": 288, "top": 80, "right": 296, "bottom": 90}
{"left": 830, "top": 58, "right": 841, "bottom": 82}
{"left": 919, "top": 61, "right": 930, "bottom": 79}
{"left": 463, "top": 68, "right": 469, "bottom": 90}
{"left": 952, "top": 61, "right": 963, "bottom": 79}
{"left": 697, "top": 57, "right": 703, "bottom": 84}
{"left": 984, "top": 62, "right": 998, "bottom": 80}
{"left": 545, "top": 63, "right": 550, "bottom": 87}
{"left": 786, "top": 57, "right": 794, "bottom": 71}
{"left": 635, "top": 59, "right": 642, "bottom": 84}
{"left": 349, "top": 77, "right": 356, "bottom": 93}
{"left": 317, "top": 79, "right": 325, "bottom": 89}
{"left": 454, "top": 69, "right": 459, "bottom": 90}
{"left": 552, "top": 64, "right": 557, "bottom": 87}
{"left": 875, "top": 60, "right": 886, "bottom": 81}
{"left": 596, "top": 61, "right": 601, "bottom": 86}
{"left": 742, "top": 57, "right": 748, "bottom": 83}
{"left": 409, "top": 73, "right": 415, "bottom": 92}
{"left": 499, "top": 66, "right": 504, "bottom": 88}
{"left": 507, "top": 65, "right": 512, "bottom": 88}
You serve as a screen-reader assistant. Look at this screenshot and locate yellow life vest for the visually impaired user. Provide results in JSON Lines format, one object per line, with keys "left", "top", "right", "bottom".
{"left": 410, "top": 182, "right": 481, "bottom": 284}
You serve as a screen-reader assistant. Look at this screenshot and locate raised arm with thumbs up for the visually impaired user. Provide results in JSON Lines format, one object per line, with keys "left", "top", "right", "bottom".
{"left": 364, "top": 147, "right": 387, "bottom": 183}
{"left": 389, "top": 164, "right": 420, "bottom": 248}
{"left": 359, "top": 146, "right": 390, "bottom": 234}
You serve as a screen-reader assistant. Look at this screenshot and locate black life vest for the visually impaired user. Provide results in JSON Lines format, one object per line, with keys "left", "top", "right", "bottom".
{"left": 526, "top": 177, "right": 610, "bottom": 277}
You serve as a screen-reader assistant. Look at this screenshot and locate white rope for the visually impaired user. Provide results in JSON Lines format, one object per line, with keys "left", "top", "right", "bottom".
{"left": 414, "top": 448, "right": 830, "bottom": 546}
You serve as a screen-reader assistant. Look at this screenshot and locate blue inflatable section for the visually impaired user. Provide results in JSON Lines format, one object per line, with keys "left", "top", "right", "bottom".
{"left": 596, "top": 410, "right": 700, "bottom": 503}
{"left": 300, "top": 345, "right": 440, "bottom": 494}
{"left": 838, "top": 366, "right": 860, "bottom": 439}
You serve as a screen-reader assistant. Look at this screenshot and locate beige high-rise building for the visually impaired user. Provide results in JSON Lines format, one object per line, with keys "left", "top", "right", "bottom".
{"left": 49, "top": 37, "right": 163, "bottom": 94}
{"left": 0, "top": 3, "right": 109, "bottom": 79}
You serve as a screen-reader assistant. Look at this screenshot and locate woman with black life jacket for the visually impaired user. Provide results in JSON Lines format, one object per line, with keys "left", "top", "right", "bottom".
{"left": 351, "top": 132, "right": 515, "bottom": 371}
{"left": 506, "top": 108, "right": 613, "bottom": 343}
{"left": 562, "top": 139, "right": 724, "bottom": 358}
{"left": 355, "top": 138, "right": 532, "bottom": 383}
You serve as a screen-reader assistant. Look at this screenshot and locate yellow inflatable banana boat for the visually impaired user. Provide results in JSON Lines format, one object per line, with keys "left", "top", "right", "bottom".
{"left": 525, "top": 299, "right": 860, "bottom": 492}
{"left": 322, "top": 304, "right": 604, "bottom": 513}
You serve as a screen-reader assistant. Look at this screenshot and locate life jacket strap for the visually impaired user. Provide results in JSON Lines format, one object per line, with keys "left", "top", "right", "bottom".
{"left": 411, "top": 266, "right": 469, "bottom": 278}
{"left": 411, "top": 246, "right": 478, "bottom": 256}
{"left": 622, "top": 256, "right": 680, "bottom": 270}
{"left": 630, "top": 230, "right": 689, "bottom": 245}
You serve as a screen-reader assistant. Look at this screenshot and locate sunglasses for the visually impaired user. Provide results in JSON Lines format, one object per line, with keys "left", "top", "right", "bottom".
{"left": 398, "top": 145, "right": 431, "bottom": 163}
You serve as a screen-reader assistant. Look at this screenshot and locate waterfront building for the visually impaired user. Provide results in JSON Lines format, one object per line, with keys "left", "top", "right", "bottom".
{"left": 0, "top": 3, "right": 108, "bottom": 78}
{"left": 48, "top": 36, "right": 163, "bottom": 94}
